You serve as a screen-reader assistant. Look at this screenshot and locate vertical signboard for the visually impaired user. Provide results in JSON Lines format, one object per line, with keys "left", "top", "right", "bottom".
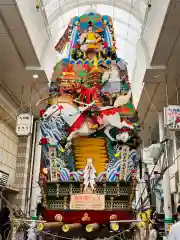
{"left": 49, "top": 145, "right": 58, "bottom": 181}
{"left": 164, "top": 105, "right": 180, "bottom": 130}
{"left": 119, "top": 145, "right": 129, "bottom": 181}
{"left": 16, "top": 113, "right": 33, "bottom": 136}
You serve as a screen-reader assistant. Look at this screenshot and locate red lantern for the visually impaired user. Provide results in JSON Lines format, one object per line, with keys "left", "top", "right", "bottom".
{"left": 40, "top": 109, "right": 46, "bottom": 117}
{"left": 40, "top": 137, "right": 48, "bottom": 145}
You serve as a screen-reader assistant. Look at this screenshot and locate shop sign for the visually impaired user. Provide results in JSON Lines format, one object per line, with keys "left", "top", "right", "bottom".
{"left": 164, "top": 105, "right": 180, "bottom": 130}
{"left": 16, "top": 113, "right": 33, "bottom": 136}
{"left": 70, "top": 194, "right": 105, "bottom": 210}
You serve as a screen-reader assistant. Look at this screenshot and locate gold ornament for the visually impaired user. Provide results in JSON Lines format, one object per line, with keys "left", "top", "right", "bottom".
{"left": 86, "top": 224, "right": 93, "bottom": 232}
{"left": 36, "top": 223, "right": 44, "bottom": 232}
{"left": 110, "top": 223, "right": 119, "bottom": 231}
{"left": 75, "top": 21, "right": 79, "bottom": 26}
{"left": 55, "top": 214, "right": 63, "bottom": 222}
{"left": 62, "top": 224, "right": 70, "bottom": 232}
{"left": 136, "top": 209, "right": 151, "bottom": 229}
{"left": 42, "top": 168, "right": 48, "bottom": 174}
{"left": 82, "top": 213, "right": 90, "bottom": 221}
{"left": 36, "top": 0, "right": 40, "bottom": 9}
{"left": 110, "top": 214, "right": 117, "bottom": 221}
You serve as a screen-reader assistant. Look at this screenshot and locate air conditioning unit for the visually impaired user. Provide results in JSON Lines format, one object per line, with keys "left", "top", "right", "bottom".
{"left": 143, "top": 144, "right": 161, "bottom": 159}
{"left": 143, "top": 157, "right": 153, "bottom": 165}
{"left": 0, "top": 170, "right": 9, "bottom": 187}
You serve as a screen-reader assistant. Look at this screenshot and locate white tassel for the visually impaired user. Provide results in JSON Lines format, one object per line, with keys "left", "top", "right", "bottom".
{"left": 27, "top": 222, "right": 37, "bottom": 240}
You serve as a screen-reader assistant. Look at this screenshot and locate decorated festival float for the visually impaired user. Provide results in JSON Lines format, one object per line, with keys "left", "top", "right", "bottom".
{"left": 37, "top": 11, "right": 141, "bottom": 239}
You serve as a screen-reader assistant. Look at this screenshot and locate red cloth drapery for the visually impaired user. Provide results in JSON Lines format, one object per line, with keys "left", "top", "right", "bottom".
{"left": 100, "top": 108, "right": 119, "bottom": 117}
{"left": 68, "top": 114, "right": 87, "bottom": 133}
{"left": 68, "top": 107, "right": 120, "bottom": 133}
{"left": 43, "top": 209, "right": 134, "bottom": 224}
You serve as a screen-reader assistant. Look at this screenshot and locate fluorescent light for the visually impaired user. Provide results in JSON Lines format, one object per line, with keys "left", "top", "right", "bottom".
{"left": 33, "top": 74, "right": 39, "bottom": 79}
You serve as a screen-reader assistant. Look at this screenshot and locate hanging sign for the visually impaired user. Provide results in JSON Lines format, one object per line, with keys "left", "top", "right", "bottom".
{"left": 55, "top": 26, "right": 70, "bottom": 53}
{"left": 70, "top": 194, "right": 105, "bottom": 210}
{"left": 16, "top": 113, "right": 33, "bottom": 136}
{"left": 164, "top": 105, "right": 180, "bottom": 130}
{"left": 119, "top": 145, "right": 129, "bottom": 181}
{"left": 49, "top": 146, "right": 58, "bottom": 182}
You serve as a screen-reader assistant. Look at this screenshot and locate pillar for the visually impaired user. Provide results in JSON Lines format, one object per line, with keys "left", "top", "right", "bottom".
{"left": 30, "top": 121, "right": 42, "bottom": 217}
{"left": 158, "top": 112, "right": 172, "bottom": 233}
{"left": 171, "top": 131, "right": 179, "bottom": 208}
{"left": 15, "top": 136, "right": 32, "bottom": 212}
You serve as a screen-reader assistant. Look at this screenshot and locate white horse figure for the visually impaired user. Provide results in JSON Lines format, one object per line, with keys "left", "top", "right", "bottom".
{"left": 42, "top": 101, "right": 134, "bottom": 148}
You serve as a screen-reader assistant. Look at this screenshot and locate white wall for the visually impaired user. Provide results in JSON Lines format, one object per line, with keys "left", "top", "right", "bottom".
{"left": 132, "top": 0, "right": 170, "bottom": 107}
{"left": 0, "top": 89, "right": 19, "bottom": 187}
{"left": 0, "top": 120, "right": 18, "bottom": 186}
{"left": 16, "top": 0, "right": 50, "bottom": 63}
{"left": 131, "top": 40, "right": 148, "bottom": 108}
{"left": 40, "top": 39, "right": 57, "bottom": 80}
{"left": 15, "top": 0, "right": 57, "bottom": 80}
{"left": 142, "top": 0, "right": 170, "bottom": 62}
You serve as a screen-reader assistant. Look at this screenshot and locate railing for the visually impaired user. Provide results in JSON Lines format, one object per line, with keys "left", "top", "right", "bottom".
{"left": 45, "top": 181, "right": 132, "bottom": 198}
{"left": 47, "top": 199, "right": 130, "bottom": 210}
{"left": 45, "top": 181, "right": 133, "bottom": 211}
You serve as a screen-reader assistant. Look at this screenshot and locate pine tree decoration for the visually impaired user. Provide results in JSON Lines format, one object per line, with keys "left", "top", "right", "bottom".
{"left": 106, "top": 138, "right": 116, "bottom": 164}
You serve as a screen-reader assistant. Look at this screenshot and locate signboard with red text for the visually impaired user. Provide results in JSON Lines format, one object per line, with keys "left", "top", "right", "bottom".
{"left": 70, "top": 194, "right": 105, "bottom": 210}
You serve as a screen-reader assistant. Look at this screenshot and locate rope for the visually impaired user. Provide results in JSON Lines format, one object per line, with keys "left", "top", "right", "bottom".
{"left": 1, "top": 85, "right": 48, "bottom": 124}
{"left": 135, "top": 137, "right": 180, "bottom": 212}
{"left": 0, "top": 191, "right": 136, "bottom": 240}
{"left": 134, "top": 140, "right": 166, "bottom": 211}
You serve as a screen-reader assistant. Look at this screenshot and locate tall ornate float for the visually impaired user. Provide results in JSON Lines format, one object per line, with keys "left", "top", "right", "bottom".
{"left": 37, "top": 12, "right": 141, "bottom": 238}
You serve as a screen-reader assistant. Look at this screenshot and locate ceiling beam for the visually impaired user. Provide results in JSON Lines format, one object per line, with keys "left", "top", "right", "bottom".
{"left": 44, "top": 0, "right": 144, "bottom": 25}
{"left": 0, "top": 11, "right": 25, "bottom": 67}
